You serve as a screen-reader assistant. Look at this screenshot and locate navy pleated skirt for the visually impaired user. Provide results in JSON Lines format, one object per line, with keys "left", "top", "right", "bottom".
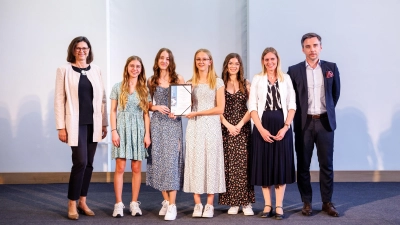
{"left": 250, "top": 109, "right": 295, "bottom": 186}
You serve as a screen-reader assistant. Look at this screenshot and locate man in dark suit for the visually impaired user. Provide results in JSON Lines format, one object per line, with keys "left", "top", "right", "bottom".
{"left": 287, "top": 33, "right": 340, "bottom": 217}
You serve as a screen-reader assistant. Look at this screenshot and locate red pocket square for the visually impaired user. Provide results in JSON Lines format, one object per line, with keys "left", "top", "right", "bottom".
{"left": 326, "top": 71, "right": 334, "bottom": 78}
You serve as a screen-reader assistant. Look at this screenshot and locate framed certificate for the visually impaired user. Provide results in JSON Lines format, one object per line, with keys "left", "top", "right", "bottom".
{"left": 169, "top": 84, "right": 192, "bottom": 116}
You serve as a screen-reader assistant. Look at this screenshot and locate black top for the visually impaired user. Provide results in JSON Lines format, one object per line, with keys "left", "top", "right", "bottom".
{"left": 265, "top": 80, "right": 282, "bottom": 111}
{"left": 72, "top": 65, "right": 94, "bottom": 125}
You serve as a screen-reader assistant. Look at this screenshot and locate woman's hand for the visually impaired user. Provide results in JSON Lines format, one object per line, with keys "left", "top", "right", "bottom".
{"left": 112, "top": 130, "right": 120, "bottom": 147}
{"left": 185, "top": 111, "right": 197, "bottom": 119}
{"left": 58, "top": 129, "right": 68, "bottom": 143}
{"left": 157, "top": 105, "right": 170, "bottom": 115}
{"left": 227, "top": 124, "right": 239, "bottom": 136}
{"left": 168, "top": 113, "right": 177, "bottom": 119}
{"left": 273, "top": 126, "right": 288, "bottom": 141}
{"left": 102, "top": 126, "right": 107, "bottom": 139}
{"left": 234, "top": 122, "right": 244, "bottom": 135}
{"left": 259, "top": 128, "right": 275, "bottom": 143}
{"left": 144, "top": 134, "right": 151, "bottom": 148}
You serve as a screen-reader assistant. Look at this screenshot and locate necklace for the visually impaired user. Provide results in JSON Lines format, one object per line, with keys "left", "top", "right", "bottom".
{"left": 129, "top": 79, "right": 136, "bottom": 86}
{"left": 75, "top": 62, "right": 88, "bottom": 75}
{"left": 160, "top": 75, "right": 169, "bottom": 83}
{"left": 268, "top": 75, "right": 277, "bottom": 85}
{"left": 229, "top": 79, "right": 239, "bottom": 93}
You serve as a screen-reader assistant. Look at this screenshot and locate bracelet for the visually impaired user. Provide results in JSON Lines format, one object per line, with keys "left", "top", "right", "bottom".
{"left": 111, "top": 129, "right": 117, "bottom": 132}
{"left": 284, "top": 123, "right": 290, "bottom": 128}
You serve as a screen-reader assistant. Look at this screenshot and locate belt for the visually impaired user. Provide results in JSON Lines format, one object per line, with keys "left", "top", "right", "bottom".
{"left": 307, "top": 113, "right": 327, "bottom": 119}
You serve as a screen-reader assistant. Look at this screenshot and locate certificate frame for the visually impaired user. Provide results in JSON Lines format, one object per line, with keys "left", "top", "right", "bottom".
{"left": 169, "top": 84, "right": 192, "bottom": 116}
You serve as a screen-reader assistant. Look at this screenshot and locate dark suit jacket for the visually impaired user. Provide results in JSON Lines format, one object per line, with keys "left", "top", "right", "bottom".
{"left": 287, "top": 60, "right": 340, "bottom": 132}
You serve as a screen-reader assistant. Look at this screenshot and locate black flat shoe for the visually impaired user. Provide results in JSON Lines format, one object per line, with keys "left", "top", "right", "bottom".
{"left": 275, "top": 206, "right": 284, "bottom": 220}
{"left": 261, "top": 205, "right": 273, "bottom": 218}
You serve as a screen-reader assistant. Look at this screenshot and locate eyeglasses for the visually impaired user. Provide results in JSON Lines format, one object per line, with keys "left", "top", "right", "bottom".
{"left": 75, "top": 47, "right": 90, "bottom": 52}
{"left": 196, "top": 58, "right": 210, "bottom": 62}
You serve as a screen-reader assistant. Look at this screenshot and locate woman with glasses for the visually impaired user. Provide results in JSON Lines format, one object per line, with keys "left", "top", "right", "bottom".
{"left": 218, "top": 53, "right": 255, "bottom": 216}
{"left": 146, "top": 48, "right": 185, "bottom": 221}
{"left": 183, "top": 49, "right": 225, "bottom": 218}
{"left": 54, "top": 36, "right": 108, "bottom": 220}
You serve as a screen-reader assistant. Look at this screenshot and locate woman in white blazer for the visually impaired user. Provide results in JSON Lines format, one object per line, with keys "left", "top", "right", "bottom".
{"left": 54, "top": 36, "right": 108, "bottom": 220}
{"left": 248, "top": 47, "right": 296, "bottom": 220}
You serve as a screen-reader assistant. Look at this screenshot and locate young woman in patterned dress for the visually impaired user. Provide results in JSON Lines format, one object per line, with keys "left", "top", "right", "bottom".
{"left": 184, "top": 49, "right": 226, "bottom": 218}
{"left": 110, "top": 56, "right": 151, "bottom": 218}
{"left": 218, "top": 53, "right": 255, "bottom": 216}
{"left": 146, "top": 48, "right": 185, "bottom": 221}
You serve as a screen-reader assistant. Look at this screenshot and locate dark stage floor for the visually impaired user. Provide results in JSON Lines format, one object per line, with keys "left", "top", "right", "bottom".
{"left": 0, "top": 182, "right": 399, "bottom": 225}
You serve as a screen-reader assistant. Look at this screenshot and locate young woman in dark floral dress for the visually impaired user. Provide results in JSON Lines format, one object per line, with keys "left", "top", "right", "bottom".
{"left": 218, "top": 53, "right": 255, "bottom": 216}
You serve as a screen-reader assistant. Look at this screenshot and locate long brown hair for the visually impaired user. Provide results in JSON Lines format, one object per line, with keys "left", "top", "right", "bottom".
{"left": 191, "top": 49, "right": 217, "bottom": 89}
{"left": 260, "top": 47, "right": 284, "bottom": 82}
{"left": 149, "top": 48, "right": 179, "bottom": 97}
{"left": 221, "top": 53, "right": 246, "bottom": 95}
{"left": 120, "top": 56, "right": 149, "bottom": 113}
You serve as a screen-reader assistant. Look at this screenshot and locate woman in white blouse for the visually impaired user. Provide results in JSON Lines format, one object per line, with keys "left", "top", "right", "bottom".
{"left": 248, "top": 47, "right": 296, "bottom": 220}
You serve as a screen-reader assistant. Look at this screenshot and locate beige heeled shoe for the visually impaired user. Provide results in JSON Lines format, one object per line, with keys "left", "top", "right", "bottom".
{"left": 77, "top": 206, "right": 95, "bottom": 216}
{"left": 68, "top": 212, "right": 79, "bottom": 220}
{"left": 68, "top": 202, "right": 79, "bottom": 220}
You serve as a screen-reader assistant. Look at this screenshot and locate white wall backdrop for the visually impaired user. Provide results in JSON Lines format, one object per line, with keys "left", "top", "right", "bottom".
{"left": 109, "top": 0, "right": 247, "bottom": 171}
{"left": 0, "top": 0, "right": 108, "bottom": 172}
{"left": 0, "top": 0, "right": 399, "bottom": 173}
{"left": 248, "top": 0, "right": 400, "bottom": 170}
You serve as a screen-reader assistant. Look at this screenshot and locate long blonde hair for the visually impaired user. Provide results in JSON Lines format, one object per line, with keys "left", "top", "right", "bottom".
{"left": 190, "top": 49, "right": 217, "bottom": 89}
{"left": 261, "top": 47, "right": 284, "bottom": 82}
{"left": 119, "top": 56, "right": 149, "bottom": 113}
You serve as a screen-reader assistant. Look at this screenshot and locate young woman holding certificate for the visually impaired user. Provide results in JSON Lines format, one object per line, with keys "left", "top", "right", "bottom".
{"left": 184, "top": 49, "right": 225, "bottom": 218}
{"left": 146, "top": 48, "right": 185, "bottom": 221}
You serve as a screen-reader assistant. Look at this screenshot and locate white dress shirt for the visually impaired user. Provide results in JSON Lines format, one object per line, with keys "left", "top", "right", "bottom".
{"left": 306, "top": 61, "right": 326, "bottom": 115}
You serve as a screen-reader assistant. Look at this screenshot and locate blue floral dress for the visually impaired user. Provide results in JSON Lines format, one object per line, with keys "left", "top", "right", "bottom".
{"left": 146, "top": 86, "right": 184, "bottom": 191}
{"left": 110, "top": 82, "right": 150, "bottom": 160}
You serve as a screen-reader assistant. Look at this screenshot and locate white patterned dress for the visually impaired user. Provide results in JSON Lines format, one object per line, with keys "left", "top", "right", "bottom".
{"left": 146, "top": 86, "right": 184, "bottom": 191}
{"left": 110, "top": 82, "right": 150, "bottom": 160}
{"left": 183, "top": 78, "right": 226, "bottom": 194}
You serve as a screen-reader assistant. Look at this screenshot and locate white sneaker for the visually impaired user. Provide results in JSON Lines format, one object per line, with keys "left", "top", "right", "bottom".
{"left": 242, "top": 203, "right": 254, "bottom": 216}
{"left": 129, "top": 201, "right": 142, "bottom": 216}
{"left": 228, "top": 206, "right": 239, "bottom": 214}
{"left": 159, "top": 200, "right": 169, "bottom": 216}
{"left": 192, "top": 203, "right": 203, "bottom": 217}
{"left": 112, "top": 202, "right": 125, "bottom": 218}
{"left": 164, "top": 204, "right": 177, "bottom": 221}
{"left": 202, "top": 204, "right": 214, "bottom": 218}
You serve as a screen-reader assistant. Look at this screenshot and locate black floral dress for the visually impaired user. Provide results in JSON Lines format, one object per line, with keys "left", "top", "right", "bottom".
{"left": 218, "top": 87, "right": 255, "bottom": 206}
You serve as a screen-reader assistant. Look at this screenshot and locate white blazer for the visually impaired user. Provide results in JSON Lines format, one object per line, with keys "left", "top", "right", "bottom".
{"left": 248, "top": 73, "right": 296, "bottom": 123}
{"left": 54, "top": 63, "right": 108, "bottom": 146}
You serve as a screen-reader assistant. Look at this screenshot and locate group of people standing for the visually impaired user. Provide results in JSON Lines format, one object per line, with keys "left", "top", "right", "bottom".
{"left": 54, "top": 32, "right": 340, "bottom": 221}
